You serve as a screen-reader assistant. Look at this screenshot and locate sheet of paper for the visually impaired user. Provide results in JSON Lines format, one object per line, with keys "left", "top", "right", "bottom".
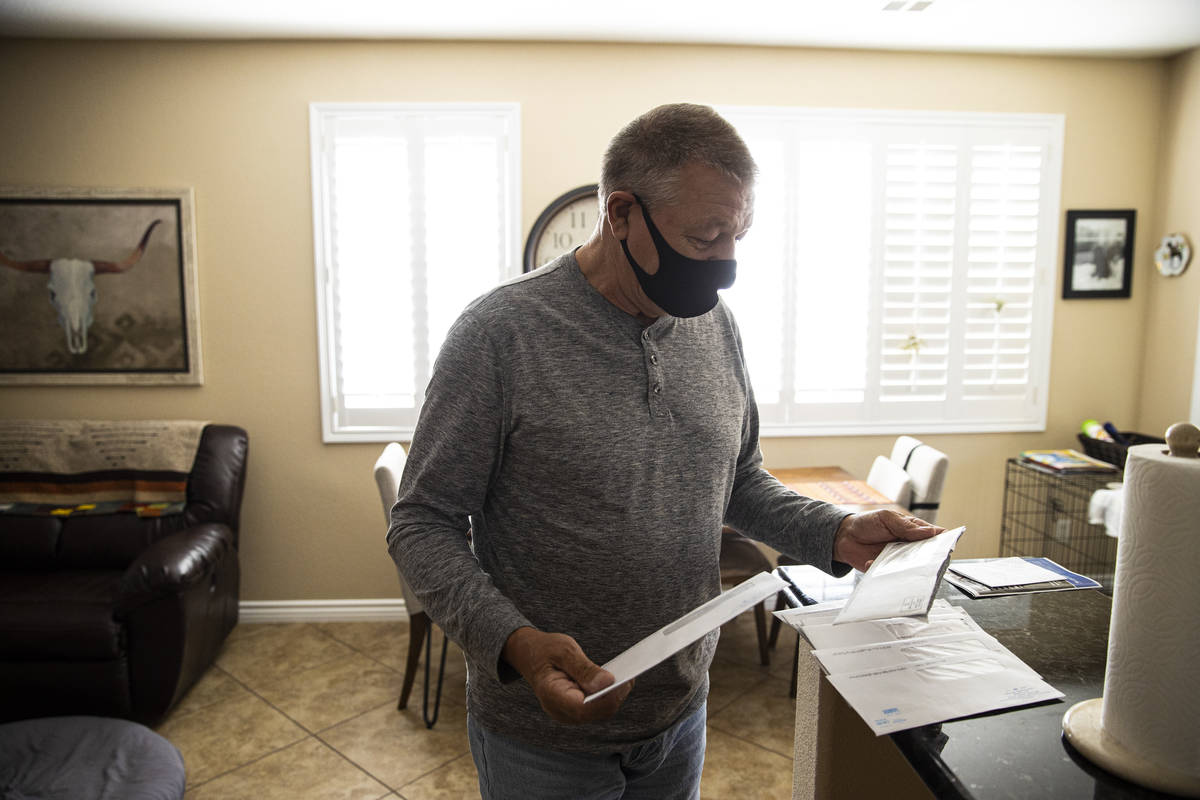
{"left": 826, "top": 650, "right": 1064, "bottom": 735}
{"left": 948, "top": 557, "right": 1065, "bottom": 588}
{"left": 583, "top": 570, "right": 785, "bottom": 703}
{"left": 833, "top": 526, "right": 965, "bottom": 624}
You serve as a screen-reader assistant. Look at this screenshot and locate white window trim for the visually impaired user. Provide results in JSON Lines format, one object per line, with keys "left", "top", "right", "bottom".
{"left": 309, "top": 101, "right": 522, "bottom": 443}
{"left": 718, "top": 106, "right": 1064, "bottom": 437}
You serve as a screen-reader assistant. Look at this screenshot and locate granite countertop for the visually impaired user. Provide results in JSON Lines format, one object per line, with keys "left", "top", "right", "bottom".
{"left": 891, "top": 585, "right": 1187, "bottom": 799}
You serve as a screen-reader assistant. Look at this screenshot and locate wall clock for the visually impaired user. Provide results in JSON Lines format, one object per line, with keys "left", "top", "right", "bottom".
{"left": 523, "top": 184, "right": 599, "bottom": 273}
{"left": 1154, "top": 232, "right": 1191, "bottom": 277}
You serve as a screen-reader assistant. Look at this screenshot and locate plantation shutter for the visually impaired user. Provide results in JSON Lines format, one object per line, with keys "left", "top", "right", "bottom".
{"left": 311, "top": 103, "right": 521, "bottom": 442}
{"left": 719, "top": 107, "right": 1062, "bottom": 435}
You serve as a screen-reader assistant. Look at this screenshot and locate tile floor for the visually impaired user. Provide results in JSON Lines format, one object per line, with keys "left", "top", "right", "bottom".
{"left": 155, "top": 610, "right": 801, "bottom": 799}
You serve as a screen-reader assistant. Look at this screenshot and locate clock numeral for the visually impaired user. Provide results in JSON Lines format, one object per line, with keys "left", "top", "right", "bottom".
{"left": 552, "top": 231, "right": 574, "bottom": 249}
{"left": 570, "top": 210, "right": 591, "bottom": 230}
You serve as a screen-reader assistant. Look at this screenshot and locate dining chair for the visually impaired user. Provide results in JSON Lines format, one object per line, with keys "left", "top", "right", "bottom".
{"left": 720, "top": 527, "right": 775, "bottom": 666}
{"left": 866, "top": 454, "right": 914, "bottom": 509}
{"left": 889, "top": 436, "right": 949, "bottom": 524}
{"left": 373, "top": 443, "right": 448, "bottom": 729}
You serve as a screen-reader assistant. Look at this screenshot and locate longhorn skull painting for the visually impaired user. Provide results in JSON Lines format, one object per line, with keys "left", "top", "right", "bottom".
{"left": 1, "top": 220, "right": 161, "bottom": 354}
{"left": 0, "top": 189, "right": 201, "bottom": 384}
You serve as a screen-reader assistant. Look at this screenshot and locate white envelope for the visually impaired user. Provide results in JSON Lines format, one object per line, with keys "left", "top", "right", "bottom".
{"left": 833, "top": 526, "right": 965, "bottom": 624}
{"left": 584, "top": 570, "right": 785, "bottom": 703}
{"left": 826, "top": 650, "right": 1064, "bottom": 735}
{"left": 811, "top": 630, "right": 1028, "bottom": 674}
{"left": 798, "top": 608, "right": 981, "bottom": 650}
{"left": 772, "top": 599, "right": 850, "bottom": 629}
{"left": 774, "top": 598, "right": 957, "bottom": 632}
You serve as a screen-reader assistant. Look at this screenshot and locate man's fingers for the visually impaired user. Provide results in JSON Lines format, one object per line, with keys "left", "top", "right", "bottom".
{"left": 835, "top": 510, "right": 947, "bottom": 570}
{"left": 523, "top": 633, "right": 632, "bottom": 724}
{"left": 537, "top": 672, "right": 631, "bottom": 724}
{"left": 579, "top": 679, "right": 632, "bottom": 720}
{"left": 883, "top": 510, "right": 944, "bottom": 540}
{"left": 552, "top": 641, "right": 612, "bottom": 694}
{"left": 579, "top": 667, "right": 615, "bottom": 695}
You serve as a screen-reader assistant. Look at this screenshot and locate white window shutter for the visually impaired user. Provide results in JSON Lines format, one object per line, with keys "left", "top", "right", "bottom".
{"left": 311, "top": 103, "right": 521, "bottom": 442}
{"left": 879, "top": 141, "right": 958, "bottom": 407}
{"left": 718, "top": 106, "right": 1063, "bottom": 436}
{"left": 962, "top": 144, "right": 1043, "bottom": 397}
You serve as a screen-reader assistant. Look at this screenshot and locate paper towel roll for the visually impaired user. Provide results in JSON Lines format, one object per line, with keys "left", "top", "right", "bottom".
{"left": 1101, "top": 443, "right": 1200, "bottom": 782}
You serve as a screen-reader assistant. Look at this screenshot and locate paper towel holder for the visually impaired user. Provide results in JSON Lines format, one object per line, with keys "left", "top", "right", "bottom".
{"left": 1062, "top": 700, "right": 1200, "bottom": 797}
{"left": 1061, "top": 421, "right": 1200, "bottom": 798}
{"left": 1164, "top": 421, "right": 1199, "bottom": 458}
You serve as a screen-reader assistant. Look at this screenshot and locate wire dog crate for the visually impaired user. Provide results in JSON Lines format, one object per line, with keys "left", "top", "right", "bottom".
{"left": 999, "top": 458, "right": 1119, "bottom": 593}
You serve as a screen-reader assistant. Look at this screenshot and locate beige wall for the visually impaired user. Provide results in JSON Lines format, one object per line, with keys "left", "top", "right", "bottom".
{"left": 1139, "top": 48, "right": 1200, "bottom": 432}
{"left": 0, "top": 39, "right": 1181, "bottom": 601}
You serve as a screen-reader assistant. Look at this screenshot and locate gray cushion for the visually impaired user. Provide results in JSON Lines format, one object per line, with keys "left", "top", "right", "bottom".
{"left": 0, "top": 716, "right": 184, "bottom": 800}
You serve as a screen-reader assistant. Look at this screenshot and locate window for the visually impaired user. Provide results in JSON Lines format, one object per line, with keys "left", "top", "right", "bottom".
{"left": 310, "top": 103, "right": 521, "bottom": 442}
{"left": 718, "top": 107, "right": 1064, "bottom": 436}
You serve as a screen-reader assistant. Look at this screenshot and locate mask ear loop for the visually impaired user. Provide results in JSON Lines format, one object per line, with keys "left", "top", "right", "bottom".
{"left": 619, "top": 194, "right": 660, "bottom": 276}
{"left": 619, "top": 194, "right": 651, "bottom": 273}
{"left": 630, "top": 194, "right": 683, "bottom": 257}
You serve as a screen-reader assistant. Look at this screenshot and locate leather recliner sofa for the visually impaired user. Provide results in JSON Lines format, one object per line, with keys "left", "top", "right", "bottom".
{"left": 0, "top": 424, "right": 248, "bottom": 726}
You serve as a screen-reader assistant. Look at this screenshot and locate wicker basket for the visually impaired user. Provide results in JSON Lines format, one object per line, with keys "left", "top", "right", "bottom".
{"left": 1076, "top": 431, "right": 1165, "bottom": 469}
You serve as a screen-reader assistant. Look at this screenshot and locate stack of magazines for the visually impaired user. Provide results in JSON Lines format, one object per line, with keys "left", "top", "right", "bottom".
{"left": 945, "top": 557, "right": 1100, "bottom": 598}
{"left": 1020, "top": 449, "right": 1118, "bottom": 473}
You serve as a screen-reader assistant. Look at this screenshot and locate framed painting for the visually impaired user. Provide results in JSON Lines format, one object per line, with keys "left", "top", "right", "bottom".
{"left": 1062, "top": 209, "right": 1136, "bottom": 299}
{"left": 0, "top": 187, "right": 202, "bottom": 384}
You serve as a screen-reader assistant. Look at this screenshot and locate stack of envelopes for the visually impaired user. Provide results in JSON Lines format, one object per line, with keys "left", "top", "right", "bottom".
{"left": 775, "top": 599, "right": 1064, "bottom": 735}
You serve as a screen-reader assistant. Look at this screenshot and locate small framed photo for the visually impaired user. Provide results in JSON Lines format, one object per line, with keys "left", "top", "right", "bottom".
{"left": 1062, "top": 209, "right": 1136, "bottom": 299}
{"left": 0, "top": 187, "right": 202, "bottom": 385}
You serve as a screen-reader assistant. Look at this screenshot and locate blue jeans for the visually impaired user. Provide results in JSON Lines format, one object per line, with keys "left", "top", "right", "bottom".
{"left": 467, "top": 705, "right": 707, "bottom": 800}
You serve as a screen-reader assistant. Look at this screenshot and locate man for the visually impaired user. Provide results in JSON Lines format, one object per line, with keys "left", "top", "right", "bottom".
{"left": 387, "top": 103, "right": 943, "bottom": 798}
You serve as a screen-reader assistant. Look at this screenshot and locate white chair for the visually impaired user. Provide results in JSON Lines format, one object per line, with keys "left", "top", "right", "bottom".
{"left": 889, "top": 436, "right": 949, "bottom": 524}
{"left": 866, "top": 454, "right": 914, "bottom": 508}
{"left": 373, "top": 443, "right": 447, "bottom": 728}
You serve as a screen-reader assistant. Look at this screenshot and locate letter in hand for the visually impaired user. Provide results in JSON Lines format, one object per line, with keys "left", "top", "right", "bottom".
{"left": 834, "top": 509, "right": 945, "bottom": 572}
{"left": 502, "top": 627, "right": 632, "bottom": 724}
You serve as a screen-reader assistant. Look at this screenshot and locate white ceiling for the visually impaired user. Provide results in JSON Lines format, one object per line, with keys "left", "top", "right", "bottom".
{"left": 1, "top": 0, "right": 1199, "bottom": 57}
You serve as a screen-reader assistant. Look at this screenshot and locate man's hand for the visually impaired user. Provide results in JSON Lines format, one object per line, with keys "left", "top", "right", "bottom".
{"left": 833, "top": 510, "right": 944, "bottom": 572}
{"left": 502, "top": 627, "right": 631, "bottom": 724}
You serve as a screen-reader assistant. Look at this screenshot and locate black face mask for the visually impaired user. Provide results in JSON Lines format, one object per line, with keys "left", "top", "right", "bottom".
{"left": 620, "top": 196, "right": 737, "bottom": 318}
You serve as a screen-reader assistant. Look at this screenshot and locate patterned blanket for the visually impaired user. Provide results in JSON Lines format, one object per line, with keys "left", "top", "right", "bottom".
{"left": 0, "top": 419, "right": 208, "bottom": 516}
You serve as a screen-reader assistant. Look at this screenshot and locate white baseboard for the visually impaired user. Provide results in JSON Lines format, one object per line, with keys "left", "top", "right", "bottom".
{"left": 238, "top": 599, "right": 409, "bottom": 624}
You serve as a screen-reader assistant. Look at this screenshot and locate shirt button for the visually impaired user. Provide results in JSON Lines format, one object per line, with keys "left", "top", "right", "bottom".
{"left": 650, "top": 354, "right": 659, "bottom": 365}
{"left": 653, "top": 383, "right": 662, "bottom": 394}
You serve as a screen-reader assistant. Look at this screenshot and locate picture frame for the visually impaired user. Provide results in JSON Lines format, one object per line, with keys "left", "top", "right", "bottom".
{"left": 0, "top": 187, "right": 202, "bottom": 385}
{"left": 1062, "top": 209, "right": 1136, "bottom": 299}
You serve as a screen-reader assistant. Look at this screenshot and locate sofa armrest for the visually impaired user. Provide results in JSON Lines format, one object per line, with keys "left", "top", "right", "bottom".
{"left": 116, "top": 523, "right": 234, "bottom": 615}
{"left": 186, "top": 425, "right": 249, "bottom": 545}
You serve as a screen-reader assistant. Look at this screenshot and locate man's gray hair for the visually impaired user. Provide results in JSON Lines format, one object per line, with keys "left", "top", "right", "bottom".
{"left": 599, "top": 103, "right": 757, "bottom": 213}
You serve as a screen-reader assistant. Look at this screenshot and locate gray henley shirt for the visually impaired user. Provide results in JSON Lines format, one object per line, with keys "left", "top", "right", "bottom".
{"left": 387, "top": 252, "right": 850, "bottom": 754}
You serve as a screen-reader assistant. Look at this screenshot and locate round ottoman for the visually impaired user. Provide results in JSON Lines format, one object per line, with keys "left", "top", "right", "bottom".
{"left": 0, "top": 716, "right": 185, "bottom": 800}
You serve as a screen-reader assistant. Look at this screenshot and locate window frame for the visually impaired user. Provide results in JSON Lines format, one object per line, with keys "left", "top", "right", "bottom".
{"left": 309, "top": 101, "right": 522, "bottom": 443}
{"left": 717, "top": 106, "right": 1065, "bottom": 437}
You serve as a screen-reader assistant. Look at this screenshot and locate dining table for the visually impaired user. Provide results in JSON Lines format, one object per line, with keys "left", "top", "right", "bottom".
{"left": 768, "top": 465, "right": 905, "bottom": 513}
